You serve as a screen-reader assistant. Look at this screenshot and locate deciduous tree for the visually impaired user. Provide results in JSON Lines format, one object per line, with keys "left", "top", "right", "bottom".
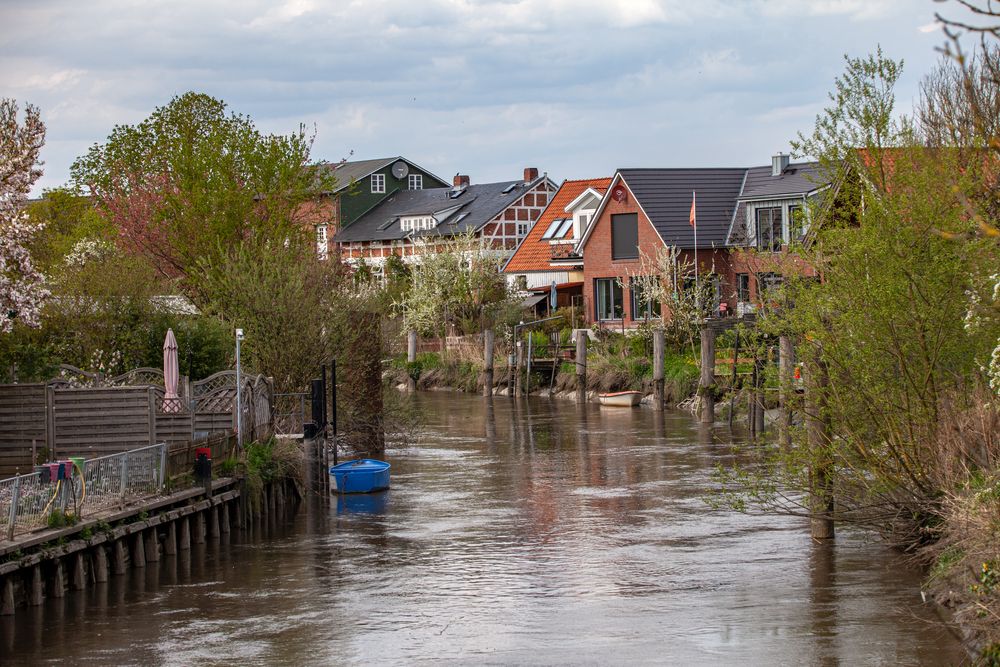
{"left": 0, "top": 99, "right": 48, "bottom": 333}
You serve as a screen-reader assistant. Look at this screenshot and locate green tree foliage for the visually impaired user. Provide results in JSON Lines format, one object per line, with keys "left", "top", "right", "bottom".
{"left": 195, "top": 236, "right": 359, "bottom": 391}
{"left": 719, "top": 48, "right": 1000, "bottom": 548}
{"left": 395, "top": 232, "right": 516, "bottom": 337}
{"left": 70, "top": 92, "right": 333, "bottom": 291}
{"left": 25, "top": 187, "right": 114, "bottom": 270}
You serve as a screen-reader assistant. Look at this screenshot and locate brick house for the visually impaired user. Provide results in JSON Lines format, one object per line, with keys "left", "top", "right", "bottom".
{"left": 300, "top": 157, "right": 450, "bottom": 259}
{"left": 333, "top": 168, "right": 556, "bottom": 272}
{"left": 577, "top": 156, "right": 831, "bottom": 326}
{"left": 502, "top": 177, "right": 612, "bottom": 313}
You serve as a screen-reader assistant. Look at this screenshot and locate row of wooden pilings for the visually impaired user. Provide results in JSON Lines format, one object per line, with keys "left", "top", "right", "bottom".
{"left": 0, "top": 478, "right": 297, "bottom": 617}
{"left": 405, "top": 328, "right": 674, "bottom": 408}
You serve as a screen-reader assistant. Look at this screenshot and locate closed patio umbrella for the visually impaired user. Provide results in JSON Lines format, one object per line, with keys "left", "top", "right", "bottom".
{"left": 163, "top": 328, "right": 180, "bottom": 413}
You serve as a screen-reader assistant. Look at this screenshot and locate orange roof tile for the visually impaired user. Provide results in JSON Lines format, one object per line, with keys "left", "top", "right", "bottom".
{"left": 504, "top": 177, "right": 612, "bottom": 273}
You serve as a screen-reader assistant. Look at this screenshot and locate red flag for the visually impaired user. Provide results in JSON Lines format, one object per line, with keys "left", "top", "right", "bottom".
{"left": 689, "top": 191, "right": 696, "bottom": 227}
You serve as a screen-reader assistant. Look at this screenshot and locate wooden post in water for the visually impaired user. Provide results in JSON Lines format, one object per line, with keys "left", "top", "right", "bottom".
{"left": 699, "top": 324, "right": 716, "bottom": 424}
{"left": 754, "top": 353, "right": 766, "bottom": 435}
{"left": 1, "top": 577, "right": 14, "bottom": 616}
{"left": 778, "top": 335, "right": 795, "bottom": 449}
{"left": 805, "top": 346, "right": 835, "bottom": 540}
{"left": 144, "top": 528, "right": 159, "bottom": 562}
{"left": 575, "top": 334, "right": 587, "bottom": 403}
{"left": 93, "top": 545, "right": 108, "bottom": 582}
{"left": 71, "top": 553, "right": 86, "bottom": 590}
{"left": 406, "top": 330, "right": 418, "bottom": 392}
{"left": 652, "top": 328, "right": 665, "bottom": 410}
{"left": 165, "top": 522, "right": 177, "bottom": 556}
{"left": 515, "top": 340, "right": 524, "bottom": 396}
{"left": 483, "top": 329, "right": 495, "bottom": 397}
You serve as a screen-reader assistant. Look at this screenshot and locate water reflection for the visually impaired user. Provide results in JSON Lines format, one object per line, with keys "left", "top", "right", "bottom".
{"left": 4, "top": 393, "right": 963, "bottom": 665}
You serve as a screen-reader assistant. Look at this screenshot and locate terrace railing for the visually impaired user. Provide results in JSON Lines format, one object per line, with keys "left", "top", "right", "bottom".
{"left": 0, "top": 443, "right": 166, "bottom": 541}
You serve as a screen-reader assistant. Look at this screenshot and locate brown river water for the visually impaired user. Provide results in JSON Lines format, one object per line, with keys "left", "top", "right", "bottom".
{"left": 1, "top": 392, "right": 965, "bottom": 665}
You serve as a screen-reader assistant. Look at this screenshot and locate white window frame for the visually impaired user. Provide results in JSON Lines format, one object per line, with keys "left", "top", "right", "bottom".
{"left": 516, "top": 220, "right": 530, "bottom": 238}
{"left": 316, "top": 224, "right": 328, "bottom": 259}
{"left": 408, "top": 174, "right": 423, "bottom": 190}
{"left": 371, "top": 173, "right": 385, "bottom": 194}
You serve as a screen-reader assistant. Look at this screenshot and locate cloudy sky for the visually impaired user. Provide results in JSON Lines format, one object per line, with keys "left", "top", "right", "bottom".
{"left": 2, "top": 0, "right": 955, "bottom": 194}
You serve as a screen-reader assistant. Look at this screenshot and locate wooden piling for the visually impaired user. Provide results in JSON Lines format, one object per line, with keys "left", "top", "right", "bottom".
{"left": 144, "top": 528, "right": 159, "bottom": 562}
{"left": 195, "top": 512, "right": 206, "bottom": 545}
{"left": 71, "top": 553, "right": 86, "bottom": 590}
{"left": 93, "top": 545, "right": 109, "bottom": 582}
{"left": 778, "top": 335, "right": 795, "bottom": 449}
{"left": 805, "top": 347, "right": 835, "bottom": 540}
{"left": 483, "top": 329, "right": 495, "bottom": 397}
{"left": 209, "top": 506, "right": 220, "bottom": 540}
{"left": 699, "top": 325, "right": 716, "bottom": 423}
{"left": 754, "top": 355, "right": 766, "bottom": 435}
{"left": 221, "top": 503, "right": 231, "bottom": 534}
{"left": 406, "top": 330, "right": 418, "bottom": 392}
{"left": 132, "top": 533, "right": 146, "bottom": 569}
{"left": 652, "top": 328, "right": 665, "bottom": 410}
{"left": 30, "top": 566, "right": 43, "bottom": 606}
{"left": 1, "top": 577, "right": 14, "bottom": 616}
{"left": 112, "top": 540, "right": 127, "bottom": 575}
{"left": 178, "top": 516, "right": 191, "bottom": 551}
{"left": 51, "top": 560, "right": 65, "bottom": 598}
{"left": 165, "top": 522, "right": 177, "bottom": 556}
{"left": 575, "top": 334, "right": 587, "bottom": 403}
{"left": 515, "top": 340, "right": 525, "bottom": 396}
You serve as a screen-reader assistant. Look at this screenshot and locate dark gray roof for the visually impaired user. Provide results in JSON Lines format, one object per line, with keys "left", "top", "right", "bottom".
{"left": 319, "top": 157, "right": 395, "bottom": 193}
{"left": 317, "top": 156, "right": 447, "bottom": 194}
{"left": 739, "top": 161, "right": 825, "bottom": 199}
{"left": 333, "top": 179, "right": 540, "bottom": 243}
{"left": 618, "top": 168, "right": 747, "bottom": 249}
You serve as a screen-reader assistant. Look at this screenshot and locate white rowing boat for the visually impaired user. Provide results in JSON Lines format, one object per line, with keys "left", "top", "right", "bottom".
{"left": 598, "top": 390, "right": 642, "bottom": 407}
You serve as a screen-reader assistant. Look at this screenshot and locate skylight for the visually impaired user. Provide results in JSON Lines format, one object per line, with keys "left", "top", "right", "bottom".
{"left": 502, "top": 183, "right": 519, "bottom": 194}
{"left": 541, "top": 219, "right": 564, "bottom": 239}
{"left": 554, "top": 218, "right": 574, "bottom": 238}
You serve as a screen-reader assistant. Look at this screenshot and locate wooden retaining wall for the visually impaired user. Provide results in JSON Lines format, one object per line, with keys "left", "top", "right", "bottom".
{"left": 0, "top": 476, "right": 300, "bottom": 618}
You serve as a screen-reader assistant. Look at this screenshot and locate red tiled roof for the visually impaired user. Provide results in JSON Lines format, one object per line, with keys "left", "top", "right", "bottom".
{"left": 504, "top": 177, "right": 612, "bottom": 273}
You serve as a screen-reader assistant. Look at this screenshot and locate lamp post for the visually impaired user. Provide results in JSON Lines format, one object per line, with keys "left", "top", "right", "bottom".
{"left": 235, "top": 328, "right": 244, "bottom": 448}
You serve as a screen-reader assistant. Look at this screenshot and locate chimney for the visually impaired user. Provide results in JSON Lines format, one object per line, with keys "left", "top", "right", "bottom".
{"left": 523, "top": 167, "right": 539, "bottom": 183}
{"left": 453, "top": 174, "right": 470, "bottom": 189}
{"left": 771, "top": 153, "right": 790, "bottom": 177}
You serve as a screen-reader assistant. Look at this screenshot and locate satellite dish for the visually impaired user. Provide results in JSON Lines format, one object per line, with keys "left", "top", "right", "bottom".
{"left": 391, "top": 161, "right": 409, "bottom": 179}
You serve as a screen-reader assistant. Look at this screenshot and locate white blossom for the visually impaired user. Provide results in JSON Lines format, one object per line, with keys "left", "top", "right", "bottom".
{"left": 0, "top": 99, "right": 48, "bottom": 333}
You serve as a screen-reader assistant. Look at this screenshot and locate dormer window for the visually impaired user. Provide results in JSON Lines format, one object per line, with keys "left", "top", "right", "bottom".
{"left": 400, "top": 216, "right": 436, "bottom": 232}
{"left": 755, "top": 207, "right": 782, "bottom": 252}
{"left": 371, "top": 173, "right": 385, "bottom": 193}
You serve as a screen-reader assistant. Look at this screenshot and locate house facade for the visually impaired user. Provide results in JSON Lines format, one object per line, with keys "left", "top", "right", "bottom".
{"left": 333, "top": 168, "right": 556, "bottom": 272}
{"left": 724, "top": 155, "right": 826, "bottom": 313}
{"left": 576, "top": 156, "right": 830, "bottom": 327}
{"left": 301, "top": 157, "right": 450, "bottom": 259}
{"left": 578, "top": 168, "right": 745, "bottom": 327}
{"left": 502, "top": 177, "right": 612, "bottom": 312}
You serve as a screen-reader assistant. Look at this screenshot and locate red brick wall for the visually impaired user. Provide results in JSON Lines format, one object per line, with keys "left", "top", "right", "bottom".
{"left": 582, "top": 189, "right": 740, "bottom": 325}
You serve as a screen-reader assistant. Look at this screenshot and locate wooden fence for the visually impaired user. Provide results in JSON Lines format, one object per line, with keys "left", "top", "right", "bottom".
{"left": 0, "top": 370, "right": 273, "bottom": 477}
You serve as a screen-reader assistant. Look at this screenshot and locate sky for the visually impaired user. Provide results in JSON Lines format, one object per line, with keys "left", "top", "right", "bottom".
{"left": 0, "top": 0, "right": 959, "bottom": 195}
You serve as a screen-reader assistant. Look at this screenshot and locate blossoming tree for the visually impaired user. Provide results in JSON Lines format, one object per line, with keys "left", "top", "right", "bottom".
{"left": 0, "top": 99, "right": 48, "bottom": 333}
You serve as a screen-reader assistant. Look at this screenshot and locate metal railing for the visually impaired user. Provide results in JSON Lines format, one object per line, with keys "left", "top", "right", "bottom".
{"left": 273, "top": 392, "right": 307, "bottom": 437}
{"left": 1, "top": 443, "right": 167, "bottom": 541}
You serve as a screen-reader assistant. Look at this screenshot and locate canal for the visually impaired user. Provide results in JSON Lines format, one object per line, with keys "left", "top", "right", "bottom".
{"left": 1, "top": 393, "right": 964, "bottom": 665}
